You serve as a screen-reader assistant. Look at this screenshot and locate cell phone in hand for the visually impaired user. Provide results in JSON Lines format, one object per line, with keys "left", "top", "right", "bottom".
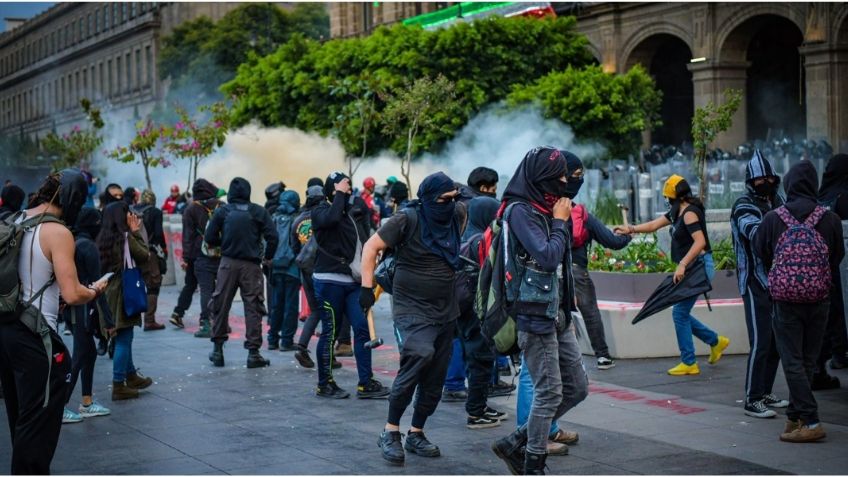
{"left": 95, "top": 272, "right": 115, "bottom": 285}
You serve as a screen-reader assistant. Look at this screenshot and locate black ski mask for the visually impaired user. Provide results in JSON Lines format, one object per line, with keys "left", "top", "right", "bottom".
{"left": 58, "top": 168, "right": 87, "bottom": 227}
{"left": 752, "top": 181, "right": 778, "bottom": 199}
{"left": 563, "top": 151, "right": 584, "bottom": 199}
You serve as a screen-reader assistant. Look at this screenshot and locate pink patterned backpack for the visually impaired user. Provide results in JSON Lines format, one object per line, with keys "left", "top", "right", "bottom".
{"left": 767, "top": 206, "right": 831, "bottom": 303}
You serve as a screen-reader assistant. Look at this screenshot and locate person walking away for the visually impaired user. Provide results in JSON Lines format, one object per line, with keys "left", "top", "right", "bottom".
{"left": 132, "top": 190, "right": 167, "bottom": 331}
{"left": 754, "top": 161, "right": 844, "bottom": 443}
{"left": 97, "top": 202, "right": 154, "bottom": 401}
{"left": 0, "top": 184, "right": 25, "bottom": 219}
{"left": 293, "top": 185, "right": 326, "bottom": 368}
{"left": 206, "top": 178, "right": 278, "bottom": 368}
{"left": 0, "top": 170, "right": 105, "bottom": 474}
{"left": 491, "top": 147, "right": 590, "bottom": 475}
{"left": 361, "top": 172, "right": 466, "bottom": 465}
{"left": 730, "top": 150, "right": 790, "bottom": 418}
{"left": 615, "top": 175, "right": 730, "bottom": 376}
{"left": 310, "top": 172, "right": 390, "bottom": 399}
{"left": 161, "top": 184, "right": 185, "bottom": 215}
{"left": 268, "top": 190, "right": 302, "bottom": 351}
{"left": 814, "top": 153, "right": 848, "bottom": 384}
{"left": 62, "top": 207, "right": 113, "bottom": 423}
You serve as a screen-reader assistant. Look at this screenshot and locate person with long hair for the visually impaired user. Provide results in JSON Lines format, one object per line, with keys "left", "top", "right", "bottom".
{"left": 97, "top": 201, "right": 153, "bottom": 401}
{"left": 615, "top": 175, "right": 729, "bottom": 376}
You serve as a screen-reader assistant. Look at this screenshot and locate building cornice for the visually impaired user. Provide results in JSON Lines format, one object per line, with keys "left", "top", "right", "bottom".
{"left": 0, "top": 3, "right": 80, "bottom": 47}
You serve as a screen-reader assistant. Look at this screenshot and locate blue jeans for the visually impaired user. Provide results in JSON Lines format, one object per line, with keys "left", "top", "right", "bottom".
{"left": 444, "top": 338, "right": 467, "bottom": 392}
{"left": 516, "top": 353, "right": 559, "bottom": 436}
{"left": 268, "top": 272, "right": 301, "bottom": 347}
{"left": 313, "top": 279, "right": 372, "bottom": 387}
{"left": 672, "top": 253, "right": 718, "bottom": 365}
{"left": 112, "top": 327, "right": 136, "bottom": 382}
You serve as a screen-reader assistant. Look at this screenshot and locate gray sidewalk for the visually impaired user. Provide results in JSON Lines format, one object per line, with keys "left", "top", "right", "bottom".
{"left": 1, "top": 285, "right": 846, "bottom": 475}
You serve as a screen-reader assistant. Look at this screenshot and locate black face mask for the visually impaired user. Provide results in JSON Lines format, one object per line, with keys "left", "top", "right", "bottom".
{"left": 753, "top": 181, "right": 778, "bottom": 198}
{"left": 665, "top": 197, "right": 682, "bottom": 217}
{"left": 539, "top": 178, "right": 568, "bottom": 198}
{"left": 564, "top": 178, "right": 584, "bottom": 200}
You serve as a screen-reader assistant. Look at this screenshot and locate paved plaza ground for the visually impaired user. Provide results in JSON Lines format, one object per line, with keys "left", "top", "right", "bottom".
{"left": 2, "top": 285, "right": 848, "bottom": 475}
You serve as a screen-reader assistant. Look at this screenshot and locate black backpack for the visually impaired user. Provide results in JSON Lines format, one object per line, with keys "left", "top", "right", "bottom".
{"left": 374, "top": 207, "right": 418, "bottom": 294}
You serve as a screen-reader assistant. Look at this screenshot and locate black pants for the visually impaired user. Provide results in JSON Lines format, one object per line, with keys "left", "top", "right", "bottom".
{"left": 742, "top": 283, "right": 781, "bottom": 402}
{"left": 68, "top": 318, "right": 97, "bottom": 400}
{"left": 0, "top": 321, "right": 71, "bottom": 475}
{"left": 174, "top": 259, "right": 198, "bottom": 317}
{"left": 298, "top": 270, "right": 320, "bottom": 349}
{"left": 773, "top": 301, "right": 829, "bottom": 424}
{"left": 573, "top": 265, "right": 611, "bottom": 358}
{"left": 195, "top": 256, "right": 220, "bottom": 323}
{"left": 455, "top": 303, "right": 495, "bottom": 417}
{"left": 388, "top": 315, "right": 454, "bottom": 429}
{"left": 209, "top": 257, "right": 266, "bottom": 350}
{"left": 818, "top": 278, "right": 848, "bottom": 372}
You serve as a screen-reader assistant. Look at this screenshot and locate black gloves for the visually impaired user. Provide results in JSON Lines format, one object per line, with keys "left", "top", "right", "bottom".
{"left": 359, "top": 286, "right": 376, "bottom": 311}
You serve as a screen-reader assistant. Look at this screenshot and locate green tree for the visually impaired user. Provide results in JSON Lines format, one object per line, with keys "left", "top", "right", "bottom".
{"left": 158, "top": 17, "right": 216, "bottom": 81}
{"left": 381, "top": 75, "right": 462, "bottom": 190}
{"left": 289, "top": 3, "right": 330, "bottom": 41}
{"left": 107, "top": 120, "right": 170, "bottom": 192}
{"left": 162, "top": 102, "right": 231, "bottom": 190}
{"left": 691, "top": 88, "right": 742, "bottom": 202}
{"left": 330, "top": 74, "right": 381, "bottom": 179}
{"left": 507, "top": 65, "right": 662, "bottom": 159}
{"left": 41, "top": 99, "right": 105, "bottom": 170}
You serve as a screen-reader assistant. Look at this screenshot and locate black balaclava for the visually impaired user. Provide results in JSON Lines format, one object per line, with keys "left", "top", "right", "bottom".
{"left": 463, "top": 196, "right": 500, "bottom": 242}
{"left": 0, "top": 184, "right": 25, "bottom": 213}
{"left": 58, "top": 168, "right": 88, "bottom": 226}
{"left": 74, "top": 206, "right": 102, "bottom": 239}
{"left": 562, "top": 151, "right": 585, "bottom": 199}
{"left": 746, "top": 149, "right": 781, "bottom": 200}
{"left": 415, "top": 172, "right": 461, "bottom": 270}
{"left": 307, "top": 177, "right": 324, "bottom": 188}
{"left": 324, "top": 171, "right": 350, "bottom": 201}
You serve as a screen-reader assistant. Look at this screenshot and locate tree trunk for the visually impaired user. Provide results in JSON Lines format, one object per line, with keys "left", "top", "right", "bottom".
{"left": 698, "top": 151, "right": 708, "bottom": 203}
{"left": 192, "top": 157, "right": 199, "bottom": 187}
{"left": 143, "top": 160, "right": 153, "bottom": 193}
{"left": 402, "top": 127, "right": 414, "bottom": 196}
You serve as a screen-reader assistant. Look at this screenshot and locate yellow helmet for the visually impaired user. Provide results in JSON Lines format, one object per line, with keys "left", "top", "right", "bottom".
{"left": 662, "top": 174, "right": 686, "bottom": 199}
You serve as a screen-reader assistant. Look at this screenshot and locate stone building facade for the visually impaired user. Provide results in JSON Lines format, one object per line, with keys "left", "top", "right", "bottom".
{"left": 0, "top": 2, "right": 247, "bottom": 138}
{"left": 329, "top": 2, "right": 848, "bottom": 151}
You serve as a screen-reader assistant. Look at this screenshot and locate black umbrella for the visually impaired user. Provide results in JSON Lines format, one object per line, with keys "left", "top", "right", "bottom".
{"left": 632, "top": 259, "right": 713, "bottom": 325}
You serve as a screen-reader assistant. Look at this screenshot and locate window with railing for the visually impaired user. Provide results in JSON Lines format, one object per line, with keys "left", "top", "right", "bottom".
{"left": 116, "top": 56, "right": 122, "bottom": 95}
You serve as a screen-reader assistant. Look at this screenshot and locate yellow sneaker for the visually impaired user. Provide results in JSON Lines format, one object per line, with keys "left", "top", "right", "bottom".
{"left": 667, "top": 362, "right": 700, "bottom": 376}
{"left": 709, "top": 336, "right": 730, "bottom": 364}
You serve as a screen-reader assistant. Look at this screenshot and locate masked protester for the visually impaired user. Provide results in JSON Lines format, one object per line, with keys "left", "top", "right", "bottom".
{"left": 490, "top": 147, "right": 589, "bottom": 475}
{"left": 360, "top": 172, "right": 466, "bottom": 465}
{"left": 132, "top": 190, "right": 168, "bottom": 331}
{"left": 754, "top": 161, "right": 844, "bottom": 443}
{"left": 268, "top": 190, "right": 302, "bottom": 351}
{"left": 0, "top": 184, "right": 25, "bottom": 219}
{"left": 815, "top": 153, "right": 848, "bottom": 379}
{"left": 615, "top": 175, "right": 729, "bottom": 376}
{"left": 264, "top": 181, "right": 287, "bottom": 215}
{"left": 0, "top": 169, "right": 106, "bottom": 474}
{"left": 206, "top": 178, "right": 279, "bottom": 368}
{"left": 360, "top": 177, "right": 381, "bottom": 229}
{"left": 310, "top": 171, "right": 390, "bottom": 399}
{"left": 730, "top": 150, "right": 790, "bottom": 419}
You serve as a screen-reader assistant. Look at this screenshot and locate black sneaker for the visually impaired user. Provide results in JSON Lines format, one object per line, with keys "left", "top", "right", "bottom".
{"left": 489, "top": 380, "right": 516, "bottom": 397}
{"left": 247, "top": 350, "right": 271, "bottom": 368}
{"left": 811, "top": 373, "right": 841, "bottom": 391}
{"left": 492, "top": 435, "right": 525, "bottom": 475}
{"left": 331, "top": 358, "right": 342, "bottom": 369}
{"left": 280, "top": 343, "right": 298, "bottom": 352}
{"left": 442, "top": 389, "right": 468, "bottom": 402}
{"left": 96, "top": 338, "right": 107, "bottom": 356}
{"left": 597, "top": 356, "right": 615, "bottom": 370}
{"left": 744, "top": 399, "right": 777, "bottom": 419}
{"left": 295, "top": 348, "right": 315, "bottom": 368}
{"left": 169, "top": 313, "right": 185, "bottom": 329}
{"left": 378, "top": 430, "right": 405, "bottom": 465}
{"left": 357, "top": 378, "right": 390, "bottom": 399}
{"left": 484, "top": 406, "right": 508, "bottom": 421}
{"left": 404, "top": 431, "right": 440, "bottom": 457}
{"left": 316, "top": 381, "right": 350, "bottom": 399}
{"left": 267, "top": 340, "right": 279, "bottom": 351}
{"left": 468, "top": 415, "right": 501, "bottom": 429}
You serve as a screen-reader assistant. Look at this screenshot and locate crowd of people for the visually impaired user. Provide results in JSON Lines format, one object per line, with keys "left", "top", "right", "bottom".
{"left": 0, "top": 147, "right": 847, "bottom": 475}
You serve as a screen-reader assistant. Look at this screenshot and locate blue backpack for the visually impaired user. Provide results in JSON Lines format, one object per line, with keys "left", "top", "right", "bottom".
{"left": 271, "top": 213, "right": 296, "bottom": 271}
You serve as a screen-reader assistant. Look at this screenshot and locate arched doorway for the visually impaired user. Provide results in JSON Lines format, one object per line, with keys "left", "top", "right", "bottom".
{"left": 722, "top": 15, "right": 806, "bottom": 142}
{"left": 625, "top": 34, "right": 694, "bottom": 146}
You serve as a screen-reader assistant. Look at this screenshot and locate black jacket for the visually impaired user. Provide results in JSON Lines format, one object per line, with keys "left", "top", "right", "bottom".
{"left": 571, "top": 212, "right": 631, "bottom": 268}
{"left": 182, "top": 179, "right": 221, "bottom": 262}
{"left": 312, "top": 192, "right": 365, "bottom": 275}
{"left": 132, "top": 204, "right": 166, "bottom": 250}
{"left": 205, "top": 178, "right": 278, "bottom": 263}
{"left": 754, "top": 161, "right": 844, "bottom": 279}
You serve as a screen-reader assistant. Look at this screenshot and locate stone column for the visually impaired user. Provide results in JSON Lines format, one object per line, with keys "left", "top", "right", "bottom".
{"left": 688, "top": 60, "right": 749, "bottom": 149}
{"left": 800, "top": 42, "right": 848, "bottom": 152}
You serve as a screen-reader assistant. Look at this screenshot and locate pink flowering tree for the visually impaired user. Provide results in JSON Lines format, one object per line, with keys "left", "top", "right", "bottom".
{"left": 42, "top": 98, "right": 105, "bottom": 170}
{"left": 107, "top": 119, "right": 171, "bottom": 192}
{"left": 164, "top": 102, "right": 230, "bottom": 190}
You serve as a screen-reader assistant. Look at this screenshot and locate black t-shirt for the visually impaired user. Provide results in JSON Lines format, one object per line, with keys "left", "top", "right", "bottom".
{"left": 664, "top": 205, "right": 711, "bottom": 263}
{"left": 378, "top": 210, "right": 459, "bottom": 321}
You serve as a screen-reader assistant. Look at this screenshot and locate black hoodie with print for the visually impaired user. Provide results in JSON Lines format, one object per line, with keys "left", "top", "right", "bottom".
{"left": 205, "top": 177, "right": 278, "bottom": 263}
{"left": 182, "top": 179, "right": 223, "bottom": 262}
{"left": 754, "top": 161, "right": 844, "bottom": 278}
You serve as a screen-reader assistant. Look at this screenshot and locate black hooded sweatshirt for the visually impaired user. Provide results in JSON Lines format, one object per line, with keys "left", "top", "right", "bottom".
{"left": 0, "top": 184, "right": 25, "bottom": 219}
{"left": 754, "top": 161, "right": 844, "bottom": 280}
{"left": 205, "top": 177, "right": 278, "bottom": 263}
{"left": 312, "top": 191, "right": 367, "bottom": 277}
{"left": 819, "top": 153, "right": 848, "bottom": 220}
{"left": 182, "top": 179, "right": 222, "bottom": 262}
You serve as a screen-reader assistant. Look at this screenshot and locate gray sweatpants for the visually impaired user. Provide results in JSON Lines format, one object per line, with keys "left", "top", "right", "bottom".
{"left": 518, "top": 324, "right": 589, "bottom": 455}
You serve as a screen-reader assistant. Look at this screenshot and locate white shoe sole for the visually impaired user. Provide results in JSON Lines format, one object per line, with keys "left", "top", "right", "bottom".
{"left": 597, "top": 363, "right": 615, "bottom": 370}
{"left": 744, "top": 409, "right": 776, "bottom": 419}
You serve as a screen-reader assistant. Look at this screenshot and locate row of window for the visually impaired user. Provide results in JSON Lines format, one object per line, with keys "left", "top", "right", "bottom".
{"left": 0, "top": 45, "right": 154, "bottom": 128}
{"left": 0, "top": 3, "right": 155, "bottom": 78}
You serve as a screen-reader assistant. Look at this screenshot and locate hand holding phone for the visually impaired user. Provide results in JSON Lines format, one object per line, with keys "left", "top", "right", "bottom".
{"left": 94, "top": 272, "right": 115, "bottom": 286}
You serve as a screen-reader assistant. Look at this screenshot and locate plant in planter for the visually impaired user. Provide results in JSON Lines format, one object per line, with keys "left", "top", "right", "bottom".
{"left": 589, "top": 235, "right": 736, "bottom": 273}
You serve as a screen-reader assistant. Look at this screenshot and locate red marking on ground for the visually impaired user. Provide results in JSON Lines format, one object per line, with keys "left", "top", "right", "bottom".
{"left": 589, "top": 383, "right": 706, "bottom": 415}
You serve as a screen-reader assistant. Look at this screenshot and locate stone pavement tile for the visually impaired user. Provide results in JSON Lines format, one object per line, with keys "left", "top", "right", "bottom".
{"left": 777, "top": 456, "right": 848, "bottom": 475}
{"left": 194, "top": 444, "right": 321, "bottom": 472}
{"left": 613, "top": 451, "right": 787, "bottom": 475}
{"left": 70, "top": 456, "right": 226, "bottom": 475}
{"left": 50, "top": 431, "right": 185, "bottom": 472}
{"left": 139, "top": 421, "right": 272, "bottom": 456}
{"left": 649, "top": 426, "right": 772, "bottom": 452}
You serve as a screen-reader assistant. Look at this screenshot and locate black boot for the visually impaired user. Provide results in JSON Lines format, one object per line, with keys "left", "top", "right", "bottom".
{"left": 404, "top": 431, "right": 440, "bottom": 457}
{"left": 378, "top": 430, "right": 405, "bottom": 466}
{"left": 524, "top": 451, "right": 547, "bottom": 475}
{"left": 492, "top": 427, "right": 527, "bottom": 475}
{"left": 209, "top": 342, "right": 224, "bottom": 367}
{"left": 247, "top": 349, "right": 271, "bottom": 368}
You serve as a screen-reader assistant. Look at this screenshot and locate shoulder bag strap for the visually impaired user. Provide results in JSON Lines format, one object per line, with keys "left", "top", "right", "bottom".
{"left": 124, "top": 232, "right": 135, "bottom": 270}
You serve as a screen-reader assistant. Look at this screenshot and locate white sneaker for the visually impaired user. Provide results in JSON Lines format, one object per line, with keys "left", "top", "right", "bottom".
{"left": 79, "top": 401, "right": 111, "bottom": 418}
{"left": 744, "top": 399, "right": 777, "bottom": 418}
{"left": 62, "top": 408, "right": 83, "bottom": 424}
{"left": 763, "top": 393, "right": 789, "bottom": 408}
{"left": 597, "top": 357, "right": 615, "bottom": 370}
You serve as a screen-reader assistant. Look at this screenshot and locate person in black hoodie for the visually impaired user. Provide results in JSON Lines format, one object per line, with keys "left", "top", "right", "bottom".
{"left": 264, "top": 181, "right": 286, "bottom": 215}
{"left": 754, "top": 161, "right": 844, "bottom": 443}
{"left": 311, "top": 171, "right": 390, "bottom": 399}
{"left": 171, "top": 179, "right": 222, "bottom": 336}
{"left": 492, "top": 147, "right": 589, "bottom": 475}
{"left": 133, "top": 190, "right": 168, "bottom": 331}
{"left": 730, "top": 150, "right": 790, "bottom": 419}
{"left": 816, "top": 153, "right": 848, "bottom": 375}
{"left": 205, "top": 177, "right": 278, "bottom": 369}
{"left": 0, "top": 184, "right": 25, "bottom": 219}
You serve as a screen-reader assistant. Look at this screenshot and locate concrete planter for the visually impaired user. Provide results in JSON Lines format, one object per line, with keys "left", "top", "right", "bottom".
{"left": 589, "top": 269, "right": 739, "bottom": 302}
